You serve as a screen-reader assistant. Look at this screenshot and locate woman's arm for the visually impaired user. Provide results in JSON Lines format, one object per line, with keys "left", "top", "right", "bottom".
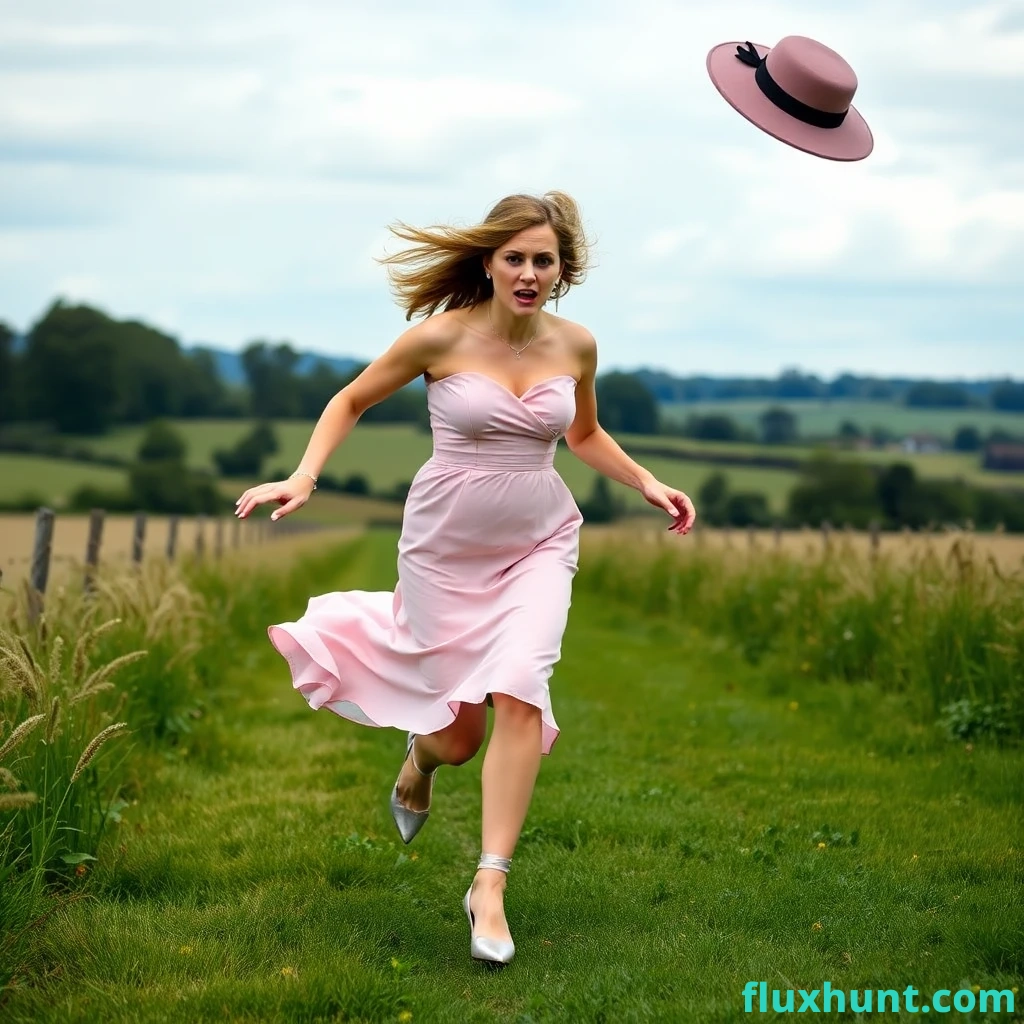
{"left": 235, "top": 318, "right": 449, "bottom": 520}
{"left": 564, "top": 328, "right": 696, "bottom": 534}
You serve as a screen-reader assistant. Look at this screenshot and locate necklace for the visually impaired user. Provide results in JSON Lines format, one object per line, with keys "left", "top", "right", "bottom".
{"left": 487, "top": 302, "right": 538, "bottom": 359}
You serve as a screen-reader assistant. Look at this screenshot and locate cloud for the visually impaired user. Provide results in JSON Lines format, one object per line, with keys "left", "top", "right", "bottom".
{"left": 0, "top": 0, "right": 1020, "bottom": 379}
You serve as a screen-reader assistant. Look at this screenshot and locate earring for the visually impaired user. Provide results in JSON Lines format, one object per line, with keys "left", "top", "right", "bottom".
{"left": 485, "top": 272, "right": 491, "bottom": 280}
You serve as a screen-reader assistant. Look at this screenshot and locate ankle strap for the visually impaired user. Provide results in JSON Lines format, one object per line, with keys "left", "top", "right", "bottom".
{"left": 477, "top": 853, "right": 511, "bottom": 873}
{"left": 407, "top": 734, "right": 435, "bottom": 778}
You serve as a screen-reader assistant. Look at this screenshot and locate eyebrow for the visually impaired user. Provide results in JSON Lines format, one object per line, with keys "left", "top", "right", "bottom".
{"left": 502, "top": 248, "right": 556, "bottom": 256}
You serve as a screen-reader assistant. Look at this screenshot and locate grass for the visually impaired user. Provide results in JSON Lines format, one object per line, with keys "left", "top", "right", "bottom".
{"left": 659, "top": 399, "right": 1024, "bottom": 442}
{"left": 0, "top": 426, "right": 802, "bottom": 514}
{"left": 0, "top": 455, "right": 127, "bottom": 506}
{"left": 2, "top": 531, "right": 1020, "bottom": 1022}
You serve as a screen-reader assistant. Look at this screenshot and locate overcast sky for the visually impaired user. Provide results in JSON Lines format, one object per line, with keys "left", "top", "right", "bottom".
{"left": 1, "top": 0, "right": 1022, "bottom": 379}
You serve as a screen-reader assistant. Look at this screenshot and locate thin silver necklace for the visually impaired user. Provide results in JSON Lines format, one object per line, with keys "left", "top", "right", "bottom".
{"left": 487, "top": 301, "right": 538, "bottom": 359}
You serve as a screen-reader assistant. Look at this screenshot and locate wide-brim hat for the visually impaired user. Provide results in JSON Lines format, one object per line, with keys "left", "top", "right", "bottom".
{"left": 706, "top": 35, "right": 873, "bottom": 161}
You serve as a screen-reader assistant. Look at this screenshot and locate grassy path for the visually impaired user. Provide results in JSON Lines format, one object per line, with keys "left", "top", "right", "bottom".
{"left": 6, "top": 533, "right": 1021, "bottom": 1022}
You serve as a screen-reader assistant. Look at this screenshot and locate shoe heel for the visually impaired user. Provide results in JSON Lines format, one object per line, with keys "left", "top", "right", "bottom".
{"left": 465, "top": 854, "right": 515, "bottom": 966}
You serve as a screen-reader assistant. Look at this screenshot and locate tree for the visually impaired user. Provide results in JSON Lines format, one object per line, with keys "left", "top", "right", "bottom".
{"left": 759, "top": 406, "right": 798, "bottom": 445}
{"left": 904, "top": 382, "right": 972, "bottom": 408}
{"left": 577, "top": 476, "right": 625, "bottom": 523}
{"left": 0, "top": 322, "right": 17, "bottom": 424}
{"left": 952, "top": 425, "right": 981, "bottom": 452}
{"left": 683, "top": 414, "right": 742, "bottom": 442}
{"left": 990, "top": 380, "right": 1024, "bottom": 412}
{"left": 213, "top": 421, "right": 280, "bottom": 477}
{"left": 595, "top": 372, "right": 659, "bottom": 435}
{"left": 138, "top": 420, "right": 188, "bottom": 462}
{"left": 242, "top": 341, "right": 302, "bottom": 418}
{"left": 22, "top": 301, "right": 119, "bottom": 433}
{"left": 725, "top": 491, "right": 771, "bottom": 527}
{"left": 787, "top": 453, "right": 878, "bottom": 527}
{"left": 698, "top": 472, "right": 729, "bottom": 525}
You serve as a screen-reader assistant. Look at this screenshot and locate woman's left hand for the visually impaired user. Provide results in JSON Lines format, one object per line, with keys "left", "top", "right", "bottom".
{"left": 640, "top": 478, "right": 697, "bottom": 535}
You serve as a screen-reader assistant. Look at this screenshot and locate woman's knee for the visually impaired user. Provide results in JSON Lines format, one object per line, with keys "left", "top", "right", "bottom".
{"left": 437, "top": 704, "right": 486, "bottom": 765}
{"left": 490, "top": 692, "right": 542, "bottom": 727}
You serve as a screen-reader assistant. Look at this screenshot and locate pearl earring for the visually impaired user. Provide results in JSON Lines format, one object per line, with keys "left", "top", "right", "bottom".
{"left": 485, "top": 272, "right": 491, "bottom": 279}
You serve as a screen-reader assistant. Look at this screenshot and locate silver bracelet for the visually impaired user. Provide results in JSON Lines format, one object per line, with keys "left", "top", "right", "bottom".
{"left": 290, "top": 470, "right": 318, "bottom": 490}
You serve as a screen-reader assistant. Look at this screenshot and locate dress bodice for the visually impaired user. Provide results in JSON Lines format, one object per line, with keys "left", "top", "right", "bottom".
{"left": 425, "top": 372, "right": 578, "bottom": 470}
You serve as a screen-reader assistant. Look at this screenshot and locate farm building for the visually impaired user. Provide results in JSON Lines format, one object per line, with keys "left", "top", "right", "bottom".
{"left": 900, "top": 433, "right": 943, "bottom": 454}
{"left": 983, "top": 443, "right": 1024, "bottom": 472}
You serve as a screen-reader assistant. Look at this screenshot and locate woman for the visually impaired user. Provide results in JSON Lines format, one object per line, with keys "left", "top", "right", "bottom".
{"left": 234, "top": 191, "right": 696, "bottom": 967}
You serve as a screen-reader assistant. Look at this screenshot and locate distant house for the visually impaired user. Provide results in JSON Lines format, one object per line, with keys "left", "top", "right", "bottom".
{"left": 983, "top": 443, "right": 1024, "bottom": 472}
{"left": 900, "top": 433, "right": 943, "bottom": 454}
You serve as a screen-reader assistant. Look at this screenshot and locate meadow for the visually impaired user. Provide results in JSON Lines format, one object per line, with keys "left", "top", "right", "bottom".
{"left": 659, "top": 398, "right": 1024, "bottom": 441}
{"left": 1, "top": 526, "right": 1020, "bottom": 1022}
{"left": 2, "top": 422, "right": 802, "bottom": 514}
{"left": 8, "top": 412, "right": 1024, "bottom": 522}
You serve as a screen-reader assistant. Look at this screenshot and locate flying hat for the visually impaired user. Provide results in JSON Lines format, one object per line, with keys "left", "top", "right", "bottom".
{"left": 706, "top": 35, "right": 873, "bottom": 161}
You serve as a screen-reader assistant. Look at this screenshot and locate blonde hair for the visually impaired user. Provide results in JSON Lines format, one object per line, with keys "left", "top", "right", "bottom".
{"left": 377, "top": 191, "right": 594, "bottom": 321}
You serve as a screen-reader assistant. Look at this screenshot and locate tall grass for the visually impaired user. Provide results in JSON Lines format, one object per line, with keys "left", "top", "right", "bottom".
{"left": 579, "top": 533, "right": 1024, "bottom": 741}
{"left": 0, "top": 536, "right": 370, "bottom": 993}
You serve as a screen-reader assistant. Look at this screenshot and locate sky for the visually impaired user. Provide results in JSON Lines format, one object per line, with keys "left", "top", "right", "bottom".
{"left": 1, "top": 0, "right": 1022, "bottom": 380}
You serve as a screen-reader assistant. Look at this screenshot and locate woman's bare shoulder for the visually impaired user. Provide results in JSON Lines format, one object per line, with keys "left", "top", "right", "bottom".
{"left": 548, "top": 314, "right": 597, "bottom": 367}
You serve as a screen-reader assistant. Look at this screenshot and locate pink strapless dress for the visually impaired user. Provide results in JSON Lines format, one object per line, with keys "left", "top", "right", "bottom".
{"left": 268, "top": 371, "right": 584, "bottom": 754}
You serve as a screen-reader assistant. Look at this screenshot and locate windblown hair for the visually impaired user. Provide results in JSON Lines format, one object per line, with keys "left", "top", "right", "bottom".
{"left": 377, "top": 191, "right": 594, "bottom": 321}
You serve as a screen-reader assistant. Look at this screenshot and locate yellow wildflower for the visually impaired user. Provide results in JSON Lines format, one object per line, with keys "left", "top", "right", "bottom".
{"left": 281, "top": 966, "right": 296, "bottom": 978}
{"left": 789, "top": 701, "right": 800, "bottom": 711}
{"left": 811, "top": 922, "right": 823, "bottom": 932}
{"left": 399, "top": 1013, "right": 413, "bottom": 1023}
{"left": 817, "top": 842, "right": 826, "bottom": 850}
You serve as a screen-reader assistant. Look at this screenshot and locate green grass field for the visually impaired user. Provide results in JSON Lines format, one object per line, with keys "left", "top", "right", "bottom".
{"left": 3, "top": 532, "right": 1019, "bottom": 1022}
{"left": 659, "top": 399, "right": 1024, "bottom": 442}
{"left": 1, "top": 425, "right": 800, "bottom": 514}
{"left": 0, "top": 454, "right": 127, "bottom": 505}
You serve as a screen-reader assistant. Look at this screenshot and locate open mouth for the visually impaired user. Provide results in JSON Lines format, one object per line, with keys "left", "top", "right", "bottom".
{"left": 514, "top": 290, "right": 538, "bottom": 303}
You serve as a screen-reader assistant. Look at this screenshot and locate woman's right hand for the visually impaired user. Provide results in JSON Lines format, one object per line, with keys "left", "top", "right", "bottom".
{"left": 235, "top": 475, "right": 315, "bottom": 521}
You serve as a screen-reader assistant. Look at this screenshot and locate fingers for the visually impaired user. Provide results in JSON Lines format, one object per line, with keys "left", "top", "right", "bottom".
{"left": 235, "top": 483, "right": 281, "bottom": 520}
{"left": 666, "top": 492, "right": 696, "bottom": 535}
{"left": 270, "top": 496, "right": 305, "bottom": 522}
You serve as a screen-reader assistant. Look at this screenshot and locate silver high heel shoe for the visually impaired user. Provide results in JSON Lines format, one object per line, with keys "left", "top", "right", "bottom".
{"left": 463, "top": 853, "right": 515, "bottom": 966}
{"left": 389, "top": 732, "right": 435, "bottom": 844}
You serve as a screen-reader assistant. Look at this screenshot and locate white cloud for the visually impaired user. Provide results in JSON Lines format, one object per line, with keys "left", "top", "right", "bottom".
{"left": 0, "top": 0, "right": 1020, "bottom": 378}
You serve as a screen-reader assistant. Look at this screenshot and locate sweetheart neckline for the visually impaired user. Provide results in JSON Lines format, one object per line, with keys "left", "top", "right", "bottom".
{"left": 426, "top": 370, "right": 577, "bottom": 403}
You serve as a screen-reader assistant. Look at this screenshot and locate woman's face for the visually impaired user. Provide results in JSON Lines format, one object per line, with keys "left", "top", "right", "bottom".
{"left": 485, "top": 224, "right": 561, "bottom": 315}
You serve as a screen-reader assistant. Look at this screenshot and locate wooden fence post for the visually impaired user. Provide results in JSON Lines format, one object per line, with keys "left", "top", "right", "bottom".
{"left": 747, "top": 524, "right": 756, "bottom": 550}
{"left": 233, "top": 517, "right": 240, "bottom": 550}
{"left": 28, "top": 507, "right": 55, "bottom": 624}
{"left": 869, "top": 519, "right": 880, "bottom": 560}
{"left": 83, "top": 508, "right": 105, "bottom": 595}
{"left": 821, "top": 520, "right": 832, "bottom": 554}
{"left": 166, "top": 516, "right": 179, "bottom": 561}
{"left": 215, "top": 517, "right": 224, "bottom": 559}
{"left": 132, "top": 512, "right": 146, "bottom": 566}
{"left": 773, "top": 521, "right": 782, "bottom": 551}
{"left": 195, "top": 516, "right": 206, "bottom": 559}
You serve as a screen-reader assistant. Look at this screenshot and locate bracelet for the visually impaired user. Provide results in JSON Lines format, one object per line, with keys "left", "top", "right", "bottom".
{"left": 290, "top": 470, "right": 318, "bottom": 491}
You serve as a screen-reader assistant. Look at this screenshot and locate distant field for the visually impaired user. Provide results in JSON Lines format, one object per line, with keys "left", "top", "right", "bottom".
{"left": 0, "top": 454, "right": 127, "bottom": 505}
{"left": 617, "top": 432, "right": 1022, "bottom": 489}
{"left": 658, "top": 399, "right": 1024, "bottom": 440}
{"left": 64, "top": 420, "right": 804, "bottom": 512}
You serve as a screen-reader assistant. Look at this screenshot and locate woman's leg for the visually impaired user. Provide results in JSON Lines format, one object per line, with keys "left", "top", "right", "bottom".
{"left": 468, "top": 693, "right": 543, "bottom": 943}
{"left": 395, "top": 701, "right": 487, "bottom": 812}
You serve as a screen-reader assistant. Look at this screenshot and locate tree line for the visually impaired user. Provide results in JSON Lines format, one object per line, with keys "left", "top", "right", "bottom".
{"left": 636, "top": 367, "right": 1024, "bottom": 410}
{"left": 0, "top": 301, "right": 424, "bottom": 435}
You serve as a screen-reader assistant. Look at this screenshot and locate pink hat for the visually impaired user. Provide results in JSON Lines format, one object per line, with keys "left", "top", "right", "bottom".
{"left": 706, "top": 35, "right": 873, "bottom": 161}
